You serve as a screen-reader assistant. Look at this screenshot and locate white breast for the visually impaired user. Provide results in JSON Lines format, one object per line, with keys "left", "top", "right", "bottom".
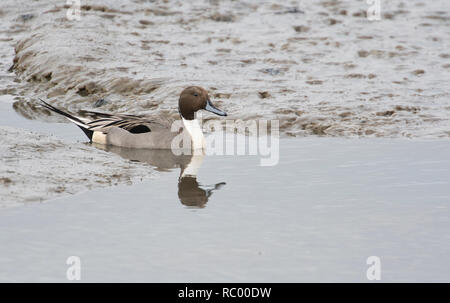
{"left": 182, "top": 118, "right": 205, "bottom": 150}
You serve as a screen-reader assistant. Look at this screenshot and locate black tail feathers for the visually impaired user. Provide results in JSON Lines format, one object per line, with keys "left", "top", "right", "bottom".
{"left": 39, "top": 98, "right": 93, "bottom": 141}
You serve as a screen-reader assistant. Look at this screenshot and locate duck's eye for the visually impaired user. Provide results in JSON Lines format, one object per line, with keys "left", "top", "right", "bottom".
{"left": 193, "top": 93, "right": 199, "bottom": 97}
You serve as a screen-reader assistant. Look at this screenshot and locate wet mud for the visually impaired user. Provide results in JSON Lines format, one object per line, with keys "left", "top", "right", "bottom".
{"left": 0, "top": 0, "right": 448, "bottom": 137}
{"left": 0, "top": 125, "right": 154, "bottom": 207}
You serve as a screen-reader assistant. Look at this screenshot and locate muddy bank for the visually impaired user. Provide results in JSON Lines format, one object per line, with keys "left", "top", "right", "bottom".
{"left": 0, "top": 126, "right": 154, "bottom": 207}
{"left": 1, "top": 0, "right": 449, "bottom": 137}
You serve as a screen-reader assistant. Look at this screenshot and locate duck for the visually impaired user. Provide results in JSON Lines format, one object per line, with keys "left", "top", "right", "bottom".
{"left": 39, "top": 86, "right": 227, "bottom": 150}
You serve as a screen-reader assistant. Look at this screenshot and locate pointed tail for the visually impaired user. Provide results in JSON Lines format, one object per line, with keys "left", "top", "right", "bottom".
{"left": 39, "top": 98, "right": 93, "bottom": 141}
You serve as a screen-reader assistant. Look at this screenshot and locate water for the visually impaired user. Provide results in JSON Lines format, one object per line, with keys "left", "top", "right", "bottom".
{"left": 0, "top": 134, "right": 449, "bottom": 282}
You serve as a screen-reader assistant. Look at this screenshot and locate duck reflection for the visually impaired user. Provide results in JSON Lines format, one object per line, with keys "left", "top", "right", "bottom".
{"left": 178, "top": 176, "right": 226, "bottom": 207}
{"left": 92, "top": 144, "right": 225, "bottom": 208}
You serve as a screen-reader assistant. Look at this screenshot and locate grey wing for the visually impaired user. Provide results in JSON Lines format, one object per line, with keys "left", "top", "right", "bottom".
{"left": 80, "top": 110, "right": 167, "bottom": 134}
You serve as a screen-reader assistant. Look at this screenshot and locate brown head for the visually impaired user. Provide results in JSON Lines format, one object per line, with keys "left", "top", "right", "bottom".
{"left": 178, "top": 86, "right": 227, "bottom": 120}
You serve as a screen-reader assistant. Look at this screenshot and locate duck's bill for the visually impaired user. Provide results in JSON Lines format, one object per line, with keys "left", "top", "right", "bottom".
{"left": 205, "top": 99, "right": 227, "bottom": 116}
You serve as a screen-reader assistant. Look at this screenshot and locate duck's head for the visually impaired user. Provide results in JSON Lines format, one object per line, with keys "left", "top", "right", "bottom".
{"left": 178, "top": 86, "right": 227, "bottom": 120}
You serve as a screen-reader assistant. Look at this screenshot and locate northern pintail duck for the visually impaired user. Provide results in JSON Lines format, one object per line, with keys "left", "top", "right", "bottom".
{"left": 39, "top": 86, "right": 227, "bottom": 150}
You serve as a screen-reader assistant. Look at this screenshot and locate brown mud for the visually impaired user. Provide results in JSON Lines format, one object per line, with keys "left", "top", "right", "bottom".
{"left": 0, "top": 0, "right": 448, "bottom": 137}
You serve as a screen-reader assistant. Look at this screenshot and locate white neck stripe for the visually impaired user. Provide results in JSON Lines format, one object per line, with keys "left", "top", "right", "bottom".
{"left": 182, "top": 118, "right": 205, "bottom": 150}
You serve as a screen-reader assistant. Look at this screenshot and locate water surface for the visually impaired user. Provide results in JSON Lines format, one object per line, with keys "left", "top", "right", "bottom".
{"left": 0, "top": 135, "right": 448, "bottom": 282}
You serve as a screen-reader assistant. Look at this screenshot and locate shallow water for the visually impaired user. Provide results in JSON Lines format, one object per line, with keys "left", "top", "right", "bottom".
{"left": 0, "top": 135, "right": 449, "bottom": 282}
